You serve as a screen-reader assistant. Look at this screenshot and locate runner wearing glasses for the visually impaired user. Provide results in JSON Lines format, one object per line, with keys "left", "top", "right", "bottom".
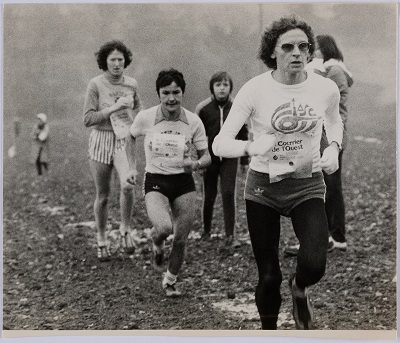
{"left": 212, "top": 16, "right": 343, "bottom": 330}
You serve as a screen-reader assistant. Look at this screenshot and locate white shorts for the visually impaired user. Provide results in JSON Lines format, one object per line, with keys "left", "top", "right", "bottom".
{"left": 88, "top": 129, "right": 132, "bottom": 189}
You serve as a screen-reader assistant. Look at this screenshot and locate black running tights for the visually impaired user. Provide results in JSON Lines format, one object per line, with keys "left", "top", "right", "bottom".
{"left": 245, "top": 198, "right": 329, "bottom": 329}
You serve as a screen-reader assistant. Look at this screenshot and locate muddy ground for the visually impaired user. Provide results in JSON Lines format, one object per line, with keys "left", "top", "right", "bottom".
{"left": 2, "top": 118, "right": 397, "bottom": 334}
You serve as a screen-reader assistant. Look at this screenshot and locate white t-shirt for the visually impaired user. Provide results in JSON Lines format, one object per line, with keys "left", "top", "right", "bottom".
{"left": 130, "top": 105, "right": 208, "bottom": 175}
{"left": 213, "top": 71, "right": 342, "bottom": 179}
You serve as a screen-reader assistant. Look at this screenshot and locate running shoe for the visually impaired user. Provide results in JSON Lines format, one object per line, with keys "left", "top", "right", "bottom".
{"left": 162, "top": 282, "right": 182, "bottom": 298}
{"left": 331, "top": 238, "right": 347, "bottom": 251}
{"left": 96, "top": 234, "right": 111, "bottom": 262}
{"left": 96, "top": 244, "right": 111, "bottom": 262}
{"left": 121, "top": 231, "right": 137, "bottom": 255}
{"left": 327, "top": 237, "right": 348, "bottom": 251}
{"left": 200, "top": 232, "right": 211, "bottom": 241}
{"left": 289, "top": 275, "right": 314, "bottom": 330}
{"left": 225, "top": 236, "right": 241, "bottom": 248}
{"left": 327, "top": 237, "right": 335, "bottom": 252}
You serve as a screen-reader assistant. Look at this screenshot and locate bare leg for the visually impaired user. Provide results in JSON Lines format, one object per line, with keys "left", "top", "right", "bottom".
{"left": 114, "top": 146, "right": 135, "bottom": 235}
{"left": 169, "top": 191, "right": 196, "bottom": 275}
{"left": 145, "top": 192, "right": 173, "bottom": 245}
{"left": 120, "top": 188, "right": 134, "bottom": 233}
{"left": 89, "top": 159, "right": 113, "bottom": 244}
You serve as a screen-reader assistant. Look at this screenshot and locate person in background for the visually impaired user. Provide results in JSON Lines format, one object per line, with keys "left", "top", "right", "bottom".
{"left": 285, "top": 34, "right": 353, "bottom": 256}
{"left": 14, "top": 116, "right": 21, "bottom": 138}
{"left": 83, "top": 40, "right": 142, "bottom": 261}
{"left": 212, "top": 16, "right": 343, "bottom": 330}
{"left": 195, "top": 71, "right": 249, "bottom": 247}
{"left": 316, "top": 35, "right": 353, "bottom": 251}
{"left": 31, "top": 113, "right": 50, "bottom": 176}
{"left": 8, "top": 116, "right": 21, "bottom": 159}
{"left": 126, "top": 69, "right": 210, "bottom": 297}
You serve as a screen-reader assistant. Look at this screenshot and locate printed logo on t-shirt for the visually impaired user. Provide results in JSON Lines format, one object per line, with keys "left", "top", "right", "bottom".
{"left": 254, "top": 187, "right": 264, "bottom": 196}
{"left": 110, "top": 90, "right": 129, "bottom": 99}
{"left": 271, "top": 99, "right": 320, "bottom": 134}
{"left": 150, "top": 133, "right": 186, "bottom": 169}
{"left": 148, "top": 131, "right": 190, "bottom": 153}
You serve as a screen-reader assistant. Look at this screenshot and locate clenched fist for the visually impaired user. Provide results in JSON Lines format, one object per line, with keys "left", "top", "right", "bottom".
{"left": 116, "top": 96, "right": 134, "bottom": 110}
{"left": 320, "top": 145, "right": 339, "bottom": 174}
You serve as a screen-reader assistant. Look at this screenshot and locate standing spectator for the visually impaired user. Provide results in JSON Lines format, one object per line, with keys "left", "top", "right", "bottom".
{"left": 316, "top": 35, "right": 353, "bottom": 250}
{"left": 31, "top": 113, "right": 50, "bottom": 176}
{"left": 195, "top": 72, "right": 249, "bottom": 247}
{"left": 212, "top": 16, "right": 343, "bottom": 329}
{"left": 83, "top": 40, "right": 142, "bottom": 261}
{"left": 285, "top": 34, "right": 354, "bottom": 256}
{"left": 126, "top": 69, "right": 211, "bottom": 297}
{"left": 8, "top": 116, "right": 21, "bottom": 159}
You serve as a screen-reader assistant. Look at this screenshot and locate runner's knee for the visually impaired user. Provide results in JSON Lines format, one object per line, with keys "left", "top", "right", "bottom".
{"left": 297, "top": 261, "right": 326, "bottom": 287}
{"left": 258, "top": 273, "right": 282, "bottom": 291}
{"left": 154, "top": 223, "right": 173, "bottom": 240}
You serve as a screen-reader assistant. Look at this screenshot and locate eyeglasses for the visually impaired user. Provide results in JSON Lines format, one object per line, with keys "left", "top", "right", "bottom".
{"left": 277, "top": 42, "right": 311, "bottom": 53}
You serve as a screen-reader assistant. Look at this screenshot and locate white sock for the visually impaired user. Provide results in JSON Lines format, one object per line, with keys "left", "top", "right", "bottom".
{"left": 163, "top": 270, "right": 177, "bottom": 286}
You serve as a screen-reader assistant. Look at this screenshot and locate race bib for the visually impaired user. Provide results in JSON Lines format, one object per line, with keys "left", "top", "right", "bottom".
{"left": 110, "top": 109, "right": 134, "bottom": 139}
{"left": 151, "top": 133, "right": 186, "bottom": 168}
{"left": 268, "top": 133, "right": 313, "bottom": 183}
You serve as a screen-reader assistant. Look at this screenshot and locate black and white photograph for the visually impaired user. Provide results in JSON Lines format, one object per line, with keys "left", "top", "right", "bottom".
{"left": 2, "top": 1, "right": 397, "bottom": 339}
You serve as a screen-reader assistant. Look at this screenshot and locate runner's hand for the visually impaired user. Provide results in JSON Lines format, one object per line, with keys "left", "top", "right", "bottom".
{"left": 320, "top": 145, "right": 339, "bottom": 174}
{"left": 126, "top": 169, "right": 138, "bottom": 185}
{"left": 247, "top": 134, "right": 276, "bottom": 156}
{"left": 182, "top": 159, "right": 198, "bottom": 174}
{"left": 116, "top": 96, "right": 133, "bottom": 110}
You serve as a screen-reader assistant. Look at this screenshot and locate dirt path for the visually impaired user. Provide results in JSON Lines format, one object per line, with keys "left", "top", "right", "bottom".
{"left": 2, "top": 122, "right": 397, "bottom": 333}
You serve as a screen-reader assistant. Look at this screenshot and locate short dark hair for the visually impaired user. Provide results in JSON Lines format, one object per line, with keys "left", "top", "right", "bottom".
{"left": 316, "top": 35, "right": 344, "bottom": 62}
{"left": 95, "top": 40, "right": 133, "bottom": 71}
{"left": 209, "top": 71, "right": 233, "bottom": 95}
{"left": 258, "top": 15, "right": 315, "bottom": 69}
{"left": 156, "top": 69, "right": 186, "bottom": 95}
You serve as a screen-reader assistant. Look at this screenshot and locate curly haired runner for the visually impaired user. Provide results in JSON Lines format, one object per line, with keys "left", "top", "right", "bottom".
{"left": 213, "top": 16, "right": 343, "bottom": 329}
{"left": 83, "top": 40, "right": 142, "bottom": 261}
{"left": 126, "top": 69, "right": 211, "bottom": 297}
